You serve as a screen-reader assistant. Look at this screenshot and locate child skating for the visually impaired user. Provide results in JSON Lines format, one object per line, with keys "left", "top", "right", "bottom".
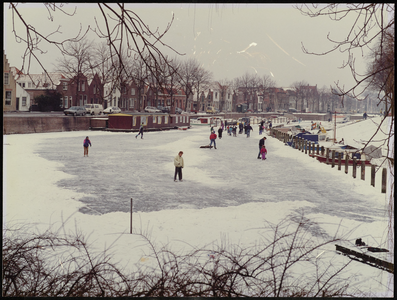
{"left": 260, "top": 145, "right": 267, "bottom": 160}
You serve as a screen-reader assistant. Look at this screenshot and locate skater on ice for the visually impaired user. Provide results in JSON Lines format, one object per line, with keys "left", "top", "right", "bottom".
{"left": 258, "top": 136, "right": 266, "bottom": 159}
{"left": 136, "top": 123, "right": 144, "bottom": 139}
{"left": 260, "top": 145, "right": 267, "bottom": 160}
{"left": 83, "top": 136, "right": 92, "bottom": 157}
{"left": 174, "top": 151, "right": 184, "bottom": 181}
{"left": 209, "top": 131, "right": 217, "bottom": 149}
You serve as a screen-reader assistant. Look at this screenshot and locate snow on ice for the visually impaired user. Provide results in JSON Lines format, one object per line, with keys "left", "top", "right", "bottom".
{"left": 3, "top": 115, "right": 393, "bottom": 296}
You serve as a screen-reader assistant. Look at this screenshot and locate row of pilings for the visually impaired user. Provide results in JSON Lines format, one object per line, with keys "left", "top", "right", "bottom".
{"left": 270, "top": 127, "right": 387, "bottom": 194}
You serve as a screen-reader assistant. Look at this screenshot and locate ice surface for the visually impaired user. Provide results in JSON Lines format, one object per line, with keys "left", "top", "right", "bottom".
{"left": 3, "top": 116, "right": 393, "bottom": 296}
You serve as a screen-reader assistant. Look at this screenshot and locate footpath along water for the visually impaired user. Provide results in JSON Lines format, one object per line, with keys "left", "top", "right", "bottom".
{"left": 35, "top": 126, "right": 385, "bottom": 224}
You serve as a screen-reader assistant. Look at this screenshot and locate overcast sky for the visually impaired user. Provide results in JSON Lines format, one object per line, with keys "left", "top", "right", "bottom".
{"left": 4, "top": 3, "right": 374, "bottom": 89}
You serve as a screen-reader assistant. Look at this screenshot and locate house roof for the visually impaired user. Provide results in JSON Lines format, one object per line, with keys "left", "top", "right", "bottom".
{"left": 16, "top": 72, "right": 65, "bottom": 89}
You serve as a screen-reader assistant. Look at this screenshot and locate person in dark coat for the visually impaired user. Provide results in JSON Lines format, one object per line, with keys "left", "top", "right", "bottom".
{"left": 246, "top": 124, "right": 253, "bottom": 137}
{"left": 218, "top": 127, "right": 223, "bottom": 139}
{"left": 258, "top": 136, "right": 266, "bottom": 159}
{"left": 239, "top": 122, "right": 244, "bottom": 134}
{"left": 135, "top": 123, "right": 144, "bottom": 139}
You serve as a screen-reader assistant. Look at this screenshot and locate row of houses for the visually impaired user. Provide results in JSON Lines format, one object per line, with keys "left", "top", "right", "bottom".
{"left": 4, "top": 52, "right": 319, "bottom": 113}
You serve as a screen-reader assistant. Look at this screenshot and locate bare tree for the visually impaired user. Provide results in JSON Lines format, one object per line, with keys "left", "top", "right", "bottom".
{"left": 193, "top": 66, "right": 213, "bottom": 112}
{"left": 366, "top": 27, "right": 394, "bottom": 115}
{"left": 3, "top": 213, "right": 364, "bottom": 297}
{"left": 89, "top": 42, "right": 118, "bottom": 105}
{"left": 290, "top": 81, "right": 309, "bottom": 111}
{"left": 7, "top": 3, "right": 183, "bottom": 89}
{"left": 157, "top": 56, "right": 181, "bottom": 114}
{"left": 54, "top": 37, "right": 95, "bottom": 106}
{"left": 129, "top": 54, "right": 152, "bottom": 111}
{"left": 177, "top": 58, "right": 201, "bottom": 112}
{"left": 214, "top": 79, "right": 231, "bottom": 112}
{"left": 235, "top": 72, "right": 261, "bottom": 111}
{"left": 261, "top": 74, "right": 276, "bottom": 90}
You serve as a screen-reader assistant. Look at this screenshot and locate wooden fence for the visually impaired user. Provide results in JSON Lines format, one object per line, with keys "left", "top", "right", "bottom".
{"left": 270, "top": 128, "right": 387, "bottom": 193}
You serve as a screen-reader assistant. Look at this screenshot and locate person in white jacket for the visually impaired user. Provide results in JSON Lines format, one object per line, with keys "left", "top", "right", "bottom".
{"left": 174, "top": 151, "right": 184, "bottom": 181}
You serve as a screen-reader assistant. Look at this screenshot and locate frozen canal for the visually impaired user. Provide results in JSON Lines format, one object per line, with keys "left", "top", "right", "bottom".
{"left": 35, "top": 125, "right": 386, "bottom": 223}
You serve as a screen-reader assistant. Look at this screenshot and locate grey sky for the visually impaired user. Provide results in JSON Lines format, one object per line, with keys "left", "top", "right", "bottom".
{"left": 4, "top": 3, "right": 371, "bottom": 89}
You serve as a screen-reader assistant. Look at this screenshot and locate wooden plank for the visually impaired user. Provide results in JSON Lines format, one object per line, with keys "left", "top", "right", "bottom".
{"left": 335, "top": 244, "right": 394, "bottom": 274}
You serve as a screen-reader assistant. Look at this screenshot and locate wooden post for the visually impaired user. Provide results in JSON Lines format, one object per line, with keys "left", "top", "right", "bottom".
{"left": 309, "top": 142, "right": 312, "bottom": 156}
{"left": 326, "top": 148, "right": 330, "bottom": 164}
{"left": 352, "top": 158, "right": 357, "bottom": 178}
{"left": 321, "top": 146, "right": 325, "bottom": 156}
{"left": 316, "top": 144, "right": 319, "bottom": 155}
{"left": 381, "top": 168, "right": 387, "bottom": 193}
{"left": 331, "top": 150, "right": 336, "bottom": 167}
{"left": 361, "top": 161, "right": 366, "bottom": 180}
{"left": 345, "top": 153, "right": 349, "bottom": 174}
{"left": 305, "top": 140, "right": 308, "bottom": 154}
{"left": 130, "top": 198, "right": 133, "bottom": 234}
{"left": 338, "top": 152, "right": 342, "bottom": 170}
{"left": 371, "top": 165, "right": 376, "bottom": 187}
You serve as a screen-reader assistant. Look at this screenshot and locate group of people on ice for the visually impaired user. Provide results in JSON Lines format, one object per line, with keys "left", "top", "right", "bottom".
{"left": 207, "top": 121, "right": 268, "bottom": 160}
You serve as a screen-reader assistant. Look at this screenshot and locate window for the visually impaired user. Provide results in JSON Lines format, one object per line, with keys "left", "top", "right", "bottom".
{"left": 64, "top": 97, "right": 68, "bottom": 108}
{"left": 4, "top": 72, "right": 9, "bottom": 85}
{"left": 164, "top": 116, "right": 168, "bottom": 124}
{"left": 22, "top": 97, "right": 27, "bottom": 106}
{"left": 81, "top": 81, "right": 85, "bottom": 92}
{"left": 84, "top": 95, "right": 87, "bottom": 105}
{"left": 28, "top": 82, "right": 32, "bottom": 88}
{"left": 158, "top": 116, "right": 162, "bottom": 124}
{"left": 63, "top": 82, "right": 68, "bottom": 90}
{"left": 5, "top": 91, "right": 12, "bottom": 105}
{"left": 153, "top": 116, "right": 157, "bottom": 123}
{"left": 215, "top": 92, "right": 218, "bottom": 98}
{"left": 79, "top": 95, "right": 83, "bottom": 106}
{"left": 22, "top": 82, "right": 26, "bottom": 88}
{"left": 131, "top": 88, "right": 135, "bottom": 95}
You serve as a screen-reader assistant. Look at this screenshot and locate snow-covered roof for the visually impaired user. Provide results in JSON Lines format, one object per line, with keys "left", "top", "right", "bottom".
{"left": 16, "top": 72, "right": 65, "bottom": 89}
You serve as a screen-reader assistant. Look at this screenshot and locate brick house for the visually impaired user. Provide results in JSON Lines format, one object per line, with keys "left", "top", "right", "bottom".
{"left": 56, "top": 73, "right": 104, "bottom": 108}
{"left": 3, "top": 52, "right": 17, "bottom": 112}
{"left": 119, "top": 80, "right": 139, "bottom": 111}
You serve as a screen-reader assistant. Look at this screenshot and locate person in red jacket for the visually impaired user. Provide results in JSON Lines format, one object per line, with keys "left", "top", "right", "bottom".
{"left": 209, "top": 131, "right": 217, "bottom": 149}
{"left": 260, "top": 145, "right": 267, "bottom": 160}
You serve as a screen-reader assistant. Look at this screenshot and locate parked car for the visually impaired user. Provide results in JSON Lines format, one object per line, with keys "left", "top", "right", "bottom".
{"left": 85, "top": 104, "right": 104, "bottom": 115}
{"left": 144, "top": 106, "right": 161, "bottom": 113}
{"left": 206, "top": 106, "right": 216, "bottom": 114}
{"left": 157, "top": 106, "right": 170, "bottom": 113}
{"left": 175, "top": 107, "right": 183, "bottom": 114}
{"left": 103, "top": 106, "right": 122, "bottom": 114}
{"left": 64, "top": 106, "right": 87, "bottom": 116}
